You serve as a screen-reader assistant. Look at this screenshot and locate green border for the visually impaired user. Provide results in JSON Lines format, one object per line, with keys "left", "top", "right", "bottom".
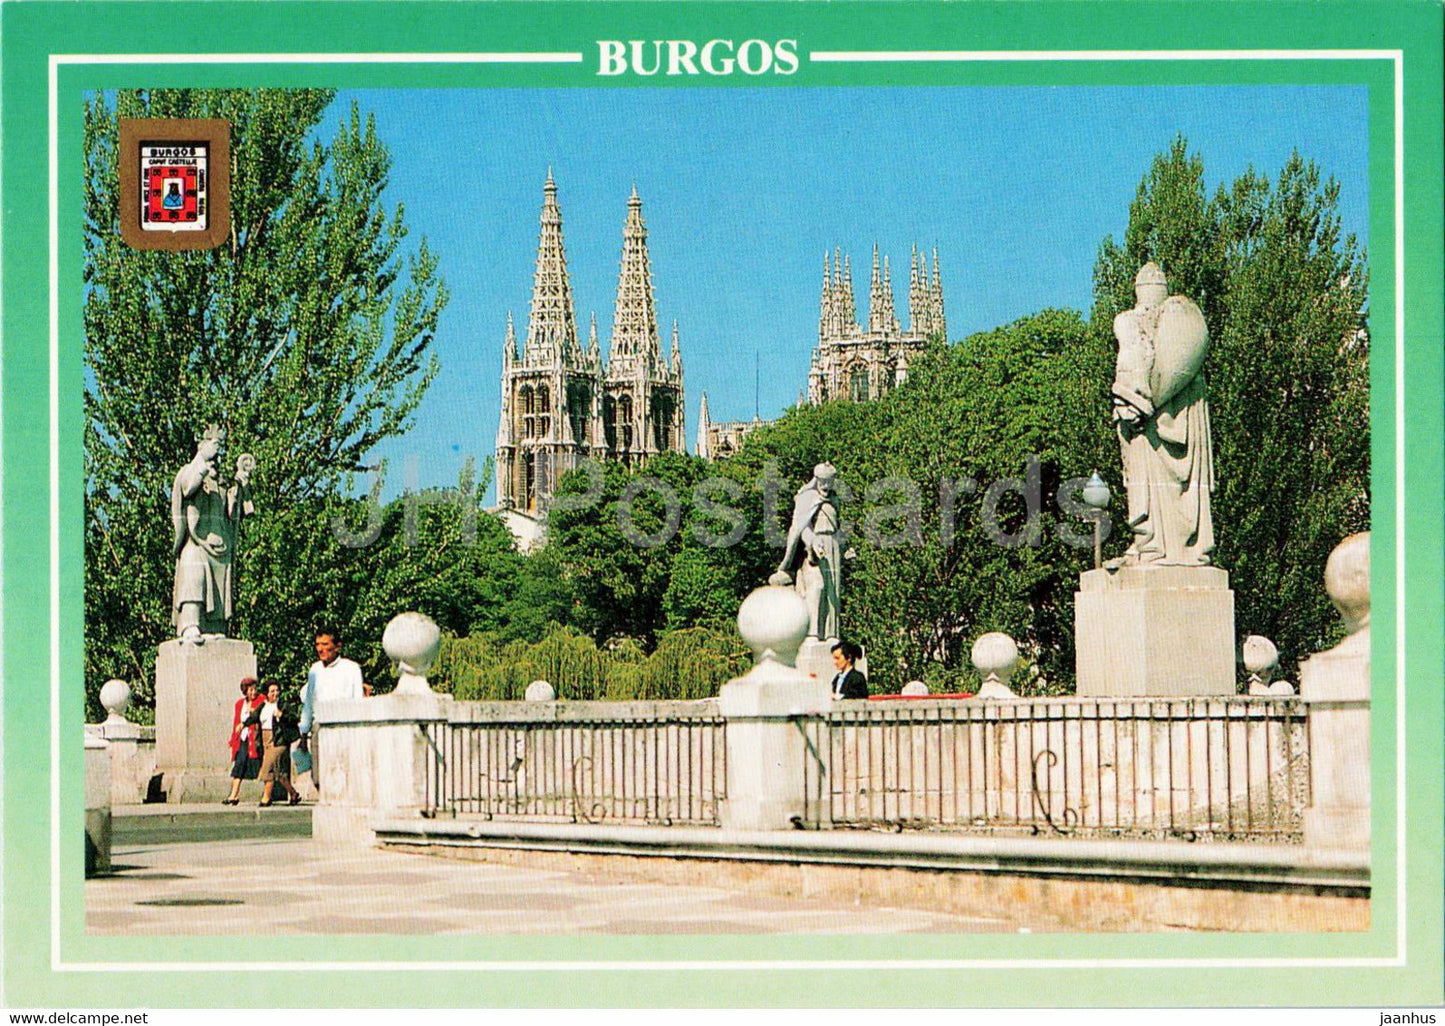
{"left": 4, "top": 0, "right": 1441, "bottom": 1009}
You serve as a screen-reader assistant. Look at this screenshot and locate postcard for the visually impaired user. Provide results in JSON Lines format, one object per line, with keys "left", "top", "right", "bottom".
{"left": 2, "top": 0, "right": 1441, "bottom": 1012}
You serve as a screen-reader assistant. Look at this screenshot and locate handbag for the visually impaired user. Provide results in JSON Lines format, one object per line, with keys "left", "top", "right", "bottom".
{"left": 271, "top": 712, "right": 299, "bottom": 748}
{"left": 291, "top": 744, "right": 313, "bottom": 776}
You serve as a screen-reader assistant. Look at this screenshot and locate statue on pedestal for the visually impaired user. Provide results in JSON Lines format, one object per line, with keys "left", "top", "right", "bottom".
{"left": 1109, "top": 262, "right": 1216, "bottom": 566}
{"left": 170, "top": 424, "right": 255, "bottom": 642}
{"left": 772, "top": 463, "right": 848, "bottom": 641}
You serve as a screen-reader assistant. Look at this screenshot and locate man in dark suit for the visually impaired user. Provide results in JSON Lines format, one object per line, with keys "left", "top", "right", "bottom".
{"left": 829, "top": 641, "right": 868, "bottom": 700}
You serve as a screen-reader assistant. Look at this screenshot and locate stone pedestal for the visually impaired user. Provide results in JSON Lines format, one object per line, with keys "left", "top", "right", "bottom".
{"left": 1300, "top": 640, "right": 1370, "bottom": 850}
{"left": 717, "top": 664, "right": 832, "bottom": 831}
{"left": 795, "top": 639, "right": 835, "bottom": 683}
{"left": 155, "top": 637, "right": 257, "bottom": 802}
{"left": 1075, "top": 565, "right": 1234, "bottom": 696}
{"left": 795, "top": 639, "right": 867, "bottom": 686}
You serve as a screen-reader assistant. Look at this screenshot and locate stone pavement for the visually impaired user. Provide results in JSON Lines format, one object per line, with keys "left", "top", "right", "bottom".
{"left": 87, "top": 835, "right": 1044, "bottom": 935}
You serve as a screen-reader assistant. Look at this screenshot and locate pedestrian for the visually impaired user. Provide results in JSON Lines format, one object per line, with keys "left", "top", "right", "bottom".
{"left": 223, "top": 677, "right": 265, "bottom": 805}
{"left": 297, "top": 630, "right": 365, "bottom": 793}
{"left": 252, "top": 681, "right": 302, "bottom": 807}
{"left": 829, "top": 641, "right": 869, "bottom": 700}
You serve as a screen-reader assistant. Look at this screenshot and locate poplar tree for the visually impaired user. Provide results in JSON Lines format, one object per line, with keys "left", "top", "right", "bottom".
{"left": 83, "top": 89, "right": 448, "bottom": 715}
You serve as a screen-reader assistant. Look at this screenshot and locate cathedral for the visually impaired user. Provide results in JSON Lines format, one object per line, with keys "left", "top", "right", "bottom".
{"left": 806, "top": 244, "right": 946, "bottom": 404}
{"left": 494, "top": 172, "right": 685, "bottom": 519}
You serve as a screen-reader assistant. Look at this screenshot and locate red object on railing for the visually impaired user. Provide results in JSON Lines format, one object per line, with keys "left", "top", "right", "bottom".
{"left": 868, "top": 692, "right": 975, "bottom": 700}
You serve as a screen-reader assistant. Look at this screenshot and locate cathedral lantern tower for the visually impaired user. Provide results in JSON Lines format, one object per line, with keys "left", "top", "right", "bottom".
{"left": 807, "top": 242, "right": 947, "bottom": 405}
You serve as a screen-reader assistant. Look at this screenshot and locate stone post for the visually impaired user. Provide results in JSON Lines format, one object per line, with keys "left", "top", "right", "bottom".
{"left": 312, "top": 613, "right": 451, "bottom": 846}
{"left": 98, "top": 679, "right": 144, "bottom": 805}
{"left": 84, "top": 735, "right": 111, "bottom": 876}
{"left": 1300, "top": 533, "right": 1370, "bottom": 850}
{"left": 154, "top": 638, "right": 257, "bottom": 801}
{"left": 717, "top": 584, "right": 832, "bottom": 830}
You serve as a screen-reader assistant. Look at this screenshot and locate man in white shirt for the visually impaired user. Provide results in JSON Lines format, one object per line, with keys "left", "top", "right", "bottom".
{"left": 298, "top": 630, "right": 365, "bottom": 793}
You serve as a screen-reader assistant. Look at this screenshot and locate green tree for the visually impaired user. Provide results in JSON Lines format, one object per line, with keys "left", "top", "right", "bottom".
{"left": 546, "top": 452, "right": 713, "bottom": 647}
{"left": 731, "top": 313, "right": 1105, "bottom": 692}
{"left": 84, "top": 89, "right": 448, "bottom": 717}
{"left": 1091, "top": 137, "right": 1369, "bottom": 674}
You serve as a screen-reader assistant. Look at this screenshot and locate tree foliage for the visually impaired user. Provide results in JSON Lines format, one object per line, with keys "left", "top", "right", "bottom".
{"left": 83, "top": 89, "right": 448, "bottom": 716}
{"left": 433, "top": 624, "right": 749, "bottom": 702}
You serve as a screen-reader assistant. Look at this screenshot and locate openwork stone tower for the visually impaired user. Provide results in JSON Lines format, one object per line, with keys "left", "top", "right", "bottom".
{"left": 496, "top": 173, "right": 685, "bottom": 515}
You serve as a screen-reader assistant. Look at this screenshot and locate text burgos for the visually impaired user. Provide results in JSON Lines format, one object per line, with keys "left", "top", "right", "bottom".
{"left": 598, "top": 39, "right": 800, "bottom": 76}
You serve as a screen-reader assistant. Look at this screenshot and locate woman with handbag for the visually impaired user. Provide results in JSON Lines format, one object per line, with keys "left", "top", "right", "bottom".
{"left": 223, "top": 677, "right": 265, "bottom": 805}
{"left": 253, "top": 681, "right": 302, "bottom": 807}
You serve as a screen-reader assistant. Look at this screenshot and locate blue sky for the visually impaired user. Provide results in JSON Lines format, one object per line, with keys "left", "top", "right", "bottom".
{"left": 336, "top": 85, "right": 1369, "bottom": 499}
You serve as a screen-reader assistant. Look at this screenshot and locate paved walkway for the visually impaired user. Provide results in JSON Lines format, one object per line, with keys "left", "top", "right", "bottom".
{"left": 88, "top": 835, "right": 1038, "bottom": 935}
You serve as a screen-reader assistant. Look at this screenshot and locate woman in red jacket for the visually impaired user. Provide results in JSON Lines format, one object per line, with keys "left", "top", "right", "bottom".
{"left": 223, "top": 677, "right": 264, "bottom": 805}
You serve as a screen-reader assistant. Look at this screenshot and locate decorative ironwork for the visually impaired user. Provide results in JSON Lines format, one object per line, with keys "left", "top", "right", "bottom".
{"left": 423, "top": 705, "right": 727, "bottom": 828}
{"left": 570, "top": 754, "right": 607, "bottom": 825}
{"left": 798, "top": 697, "right": 1308, "bottom": 842}
{"left": 1030, "top": 749, "right": 1078, "bottom": 836}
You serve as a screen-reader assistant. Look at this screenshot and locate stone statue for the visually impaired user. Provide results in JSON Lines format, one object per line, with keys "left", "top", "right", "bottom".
{"left": 1110, "top": 262, "right": 1215, "bottom": 566}
{"left": 171, "top": 424, "right": 255, "bottom": 642}
{"left": 772, "top": 463, "right": 848, "bottom": 641}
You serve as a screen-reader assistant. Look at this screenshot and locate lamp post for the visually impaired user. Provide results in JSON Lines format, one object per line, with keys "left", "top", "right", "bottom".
{"left": 1082, "top": 471, "right": 1111, "bottom": 570}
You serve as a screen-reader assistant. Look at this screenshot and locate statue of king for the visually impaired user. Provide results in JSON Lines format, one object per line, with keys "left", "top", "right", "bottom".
{"left": 170, "top": 424, "right": 256, "bottom": 641}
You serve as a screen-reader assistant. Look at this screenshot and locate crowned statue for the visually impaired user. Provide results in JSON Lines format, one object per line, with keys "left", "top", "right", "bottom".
{"left": 1109, "top": 262, "right": 1216, "bottom": 567}
{"left": 772, "top": 463, "right": 851, "bottom": 641}
{"left": 170, "top": 423, "right": 256, "bottom": 642}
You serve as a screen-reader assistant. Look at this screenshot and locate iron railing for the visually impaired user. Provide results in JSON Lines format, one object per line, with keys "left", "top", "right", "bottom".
{"left": 798, "top": 697, "right": 1309, "bottom": 842}
{"left": 422, "top": 702, "right": 727, "bottom": 827}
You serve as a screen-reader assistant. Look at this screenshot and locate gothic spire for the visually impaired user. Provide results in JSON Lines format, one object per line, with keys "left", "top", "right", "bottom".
{"left": 930, "top": 247, "right": 946, "bottom": 340}
{"left": 524, "top": 171, "right": 579, "bottom": 364}
{"left": 670, "top": 320, "right": 682, "bottom": 371}
{"left": 882, "top": 255, "right": 897, "bottom": 332}
{"left": 609, "top": 186, "right": 662, "bottom": 367}
{"left": 841, "top": 252, "right": 855, "bottom": 330}
{"left": 869, "top": 243, "right": 887, "bottom": 333}
{"left": 696, "top": 390, "right": 711, "bottom": 459}
{"left": 909, "top": 245, "right": 925, "bottom": 334}
{"left": 587, "top": 311, "right": 600, "bottom": 362}
{"left": 820, "top": 250, "right": 834, "bottom": 340}
{"left": 504, "top": 311, "right": 517, "bottom": 364}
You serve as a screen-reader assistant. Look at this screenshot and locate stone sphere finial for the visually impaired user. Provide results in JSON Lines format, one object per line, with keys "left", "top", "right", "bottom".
{"left": 382, "top": 612, "right": 442, "bottom": 695}
{"left": 1242, "top": 634, "right": 1280, "bottom": 693}
{"left": 525, "top": 680, "right": 556, "bottom": 702}
{"left": 972, "top": 632, "right": 1019, "bottom": 684}
{"left": 738, "top": 584, "right": 810, "bottom": 668}
{"left": 99, "top": 679, "right": 131, "bottom": 723}
{"left": 901, "top": 681, "right": 929, "bottom": 696}
{"left": 1324, "top": 532, "right": 1370, "bottom": 635}
{"left": 971, "top": 632, "right": 1020, "bottom": 699}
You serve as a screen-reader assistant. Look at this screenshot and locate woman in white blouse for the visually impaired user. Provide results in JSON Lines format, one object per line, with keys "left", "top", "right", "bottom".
{"left": 252, "top": 681, "right": 302, "bottom": 807}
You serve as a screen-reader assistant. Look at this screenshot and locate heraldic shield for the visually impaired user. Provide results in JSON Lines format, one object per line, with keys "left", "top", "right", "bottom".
{"left": 1148, "top": 295, "right": 1210, "bottom": 406}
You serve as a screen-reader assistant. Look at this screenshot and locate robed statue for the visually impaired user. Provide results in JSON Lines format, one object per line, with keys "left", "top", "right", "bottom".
{"left": 772, "top": 463, "right": 850, "bottom": 641}
{"left": 171, "top": 424, "right": 256, "bottom": 641}
{"left": 1110, "top": 262, "right": 1215, "bottom": 566}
